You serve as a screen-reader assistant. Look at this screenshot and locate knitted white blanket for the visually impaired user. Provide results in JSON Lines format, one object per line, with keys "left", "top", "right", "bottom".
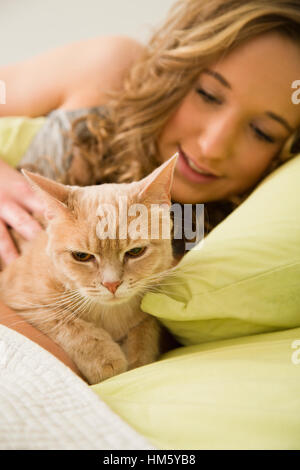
{"left": 0, "top": 324, "right": 155, "bottom": 450}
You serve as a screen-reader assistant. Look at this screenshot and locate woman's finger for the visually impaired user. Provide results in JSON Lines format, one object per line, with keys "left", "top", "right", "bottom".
{"left": 12, "top": 180, "right": 46, "bottom": 215}
{"left": 0, "top": 219, "right": 19, "bottom": 266}
{"left": 0, "top": 200, "right": 43, "bottom": 241}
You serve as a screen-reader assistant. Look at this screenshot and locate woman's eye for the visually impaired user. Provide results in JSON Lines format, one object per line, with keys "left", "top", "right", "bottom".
{"left": 125, "top": 247, "right": 147, "bottom": 258}
{"left": 72, "top": 252, "right": 94, "bottom": 262}
{"left": 251, "top": 124, "right": 275, "bottom": 143}
{"left": 196, "top": 88, "right": 221, "bottom": 104}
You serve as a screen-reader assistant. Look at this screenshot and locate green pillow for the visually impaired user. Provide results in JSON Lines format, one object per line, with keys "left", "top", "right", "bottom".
{"left": 0, "top": 116, "right": 45, "bottom": 167}
{"left": 91, "top": 328, "right": 300, "bottom": 450}
{"left": 140, "top": 154, "right": 300, "bottom": 345}
{"left": 92, "top": 326, "right": 300, "bottom": 450}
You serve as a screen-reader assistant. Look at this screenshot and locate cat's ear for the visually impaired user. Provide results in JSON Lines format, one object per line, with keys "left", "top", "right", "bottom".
{"left": 21, "top": 169, "right": 71, "bottom": 220}
{"left": 137, "top": 153, "right": 178, "bottom": 206}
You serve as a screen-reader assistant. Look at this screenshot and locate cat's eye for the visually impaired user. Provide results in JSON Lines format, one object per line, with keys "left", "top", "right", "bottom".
{"left": 125, "top": 247, "right": 147, "bottom": 258}
{"left": 72, "top": 252, "right": 94, "bottom": 262}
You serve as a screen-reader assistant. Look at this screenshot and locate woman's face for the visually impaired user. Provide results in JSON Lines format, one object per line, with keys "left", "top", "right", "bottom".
{"left": 158, "top": 32, "right": 300, "bottom": 203}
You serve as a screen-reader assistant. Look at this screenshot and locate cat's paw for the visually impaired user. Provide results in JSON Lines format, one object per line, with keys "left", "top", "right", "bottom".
{"left": 83, "top": 345, "right": 128, "bottom": 385}
{"left": 100, "top": 354, "right": 128, "bottom": 381}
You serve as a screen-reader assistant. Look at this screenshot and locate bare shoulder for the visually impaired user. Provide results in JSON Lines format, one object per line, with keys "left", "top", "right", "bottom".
{"left": 60, "top": 35, "right": 146, "bottom": 109}
{"left": 0, "top": 35, "right": 145, "bottom": 117}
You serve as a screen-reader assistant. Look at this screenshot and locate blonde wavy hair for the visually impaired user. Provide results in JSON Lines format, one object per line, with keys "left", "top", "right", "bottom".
{"left": 68, "top": 0, "right": 300, "bottom": 253}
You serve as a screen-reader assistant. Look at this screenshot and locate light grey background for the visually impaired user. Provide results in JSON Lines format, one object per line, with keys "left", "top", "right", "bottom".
{"left": 0, "top": 0, "right": 175, "bottom": 65}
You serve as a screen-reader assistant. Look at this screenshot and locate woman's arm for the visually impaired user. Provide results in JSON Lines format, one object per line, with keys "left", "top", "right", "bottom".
{"left": 0, "top": 299, "right": 83, "bottom": 377}
{"left": 0, "top": 35, "right": 145, "bottom": 262}
{"left": 0, "top": 35, "right": 145, "bottom": 117}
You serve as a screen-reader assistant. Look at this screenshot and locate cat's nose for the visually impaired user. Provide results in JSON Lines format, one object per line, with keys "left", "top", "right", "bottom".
{"left": 101, "top": 280, "right": 123, "bottom": 294}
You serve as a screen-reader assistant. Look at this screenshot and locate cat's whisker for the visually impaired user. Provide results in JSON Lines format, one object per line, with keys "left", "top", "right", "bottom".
{"left": 36, "top": 295, "right": 92, "bottom": 336}
{"left": 169, "top": 266, "right": 207, "bottom": 277}
{"left": 143, "top": 268, "right": 207, "bottom": 284}
{"left": 76, "top": 296, "right": 93, "bottom": 321}
{"left": 3, "top": 296, "right": 91, "bottom": 340}
{"left": 9, "top": 292, "right": 87, "bottom": 325}
{"left": 37, "top": 289, "right": 83, "bottom": 303}
{"left": 141, "top": 285, "right": 174, "bottom": 294}
{"left": 34, "top": 298, "right": 86, "bottom": 323}
{"left": 13, "top": 307, "right": 79, "bottom": 331}
{"left": 43, "top": 293, "right": 88, "bottom": 318}
{"left": 18, "top": 288, "right": 81, "bottom": 301}
{"left": 152, "top": 280, "right": 191, "bottom": 288}
{"left": 135, "top": 276, "right": 174, "bottom": 289}
{"left": 3, "top": 300, "right": 85, "bottom": 334}
{"left": 0, "top": 316, "right": 40, "bottom": 331}
{"left": 8, "top": 290, "right": 84, "bottom": 311}
{"left": 25, "top": 289, "right": 78, "bottom": 298}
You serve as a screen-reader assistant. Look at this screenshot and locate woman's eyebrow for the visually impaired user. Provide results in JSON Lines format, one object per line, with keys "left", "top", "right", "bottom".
{"left": 265, "top": 111, "right": 293, "bottom": 133}
{"left": 202, "top": 69, "right": 232, "bottom": 89}
{"left": 202, "top": 68, "right": 293, "bottom": 133}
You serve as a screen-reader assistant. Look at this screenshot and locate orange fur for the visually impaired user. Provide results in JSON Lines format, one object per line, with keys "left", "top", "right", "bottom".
{"left": 0, "top": 155, "right": 178, "bottom": 384}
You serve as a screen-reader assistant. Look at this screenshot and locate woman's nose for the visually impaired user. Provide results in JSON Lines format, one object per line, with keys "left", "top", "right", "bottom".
{"left": 197, "top": 113, "right": 237, "bottom": 162}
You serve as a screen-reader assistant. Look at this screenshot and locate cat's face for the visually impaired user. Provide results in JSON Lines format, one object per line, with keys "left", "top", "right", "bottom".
{"left": 22, "top": 154, "right": 178, "bottom": 306}
{"left": 47, "top": 186, "right": 174, "bottom": 305}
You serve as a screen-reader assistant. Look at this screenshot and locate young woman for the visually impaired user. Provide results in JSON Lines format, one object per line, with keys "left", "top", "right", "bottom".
{"left": 0, "top": 0, "right": 299, "bottom": 372}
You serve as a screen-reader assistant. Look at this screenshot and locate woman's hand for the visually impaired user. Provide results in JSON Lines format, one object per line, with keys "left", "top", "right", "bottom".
{"left": 0, "top": 159, "right": 45, "bottom": 266}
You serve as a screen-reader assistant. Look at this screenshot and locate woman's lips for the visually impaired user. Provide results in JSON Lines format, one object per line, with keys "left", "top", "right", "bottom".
{"left": 177, "top": 147, "right": 221, "bottom": 183}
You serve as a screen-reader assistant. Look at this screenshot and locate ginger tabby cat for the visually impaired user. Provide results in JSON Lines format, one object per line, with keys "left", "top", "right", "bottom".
{"left": 0, "top": 155, "right": 179, "bottom": 384}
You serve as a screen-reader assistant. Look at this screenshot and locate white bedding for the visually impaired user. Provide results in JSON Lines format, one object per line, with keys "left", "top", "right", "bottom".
{"left": 0, "top": 324, "right": 156, "bottom": 450}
